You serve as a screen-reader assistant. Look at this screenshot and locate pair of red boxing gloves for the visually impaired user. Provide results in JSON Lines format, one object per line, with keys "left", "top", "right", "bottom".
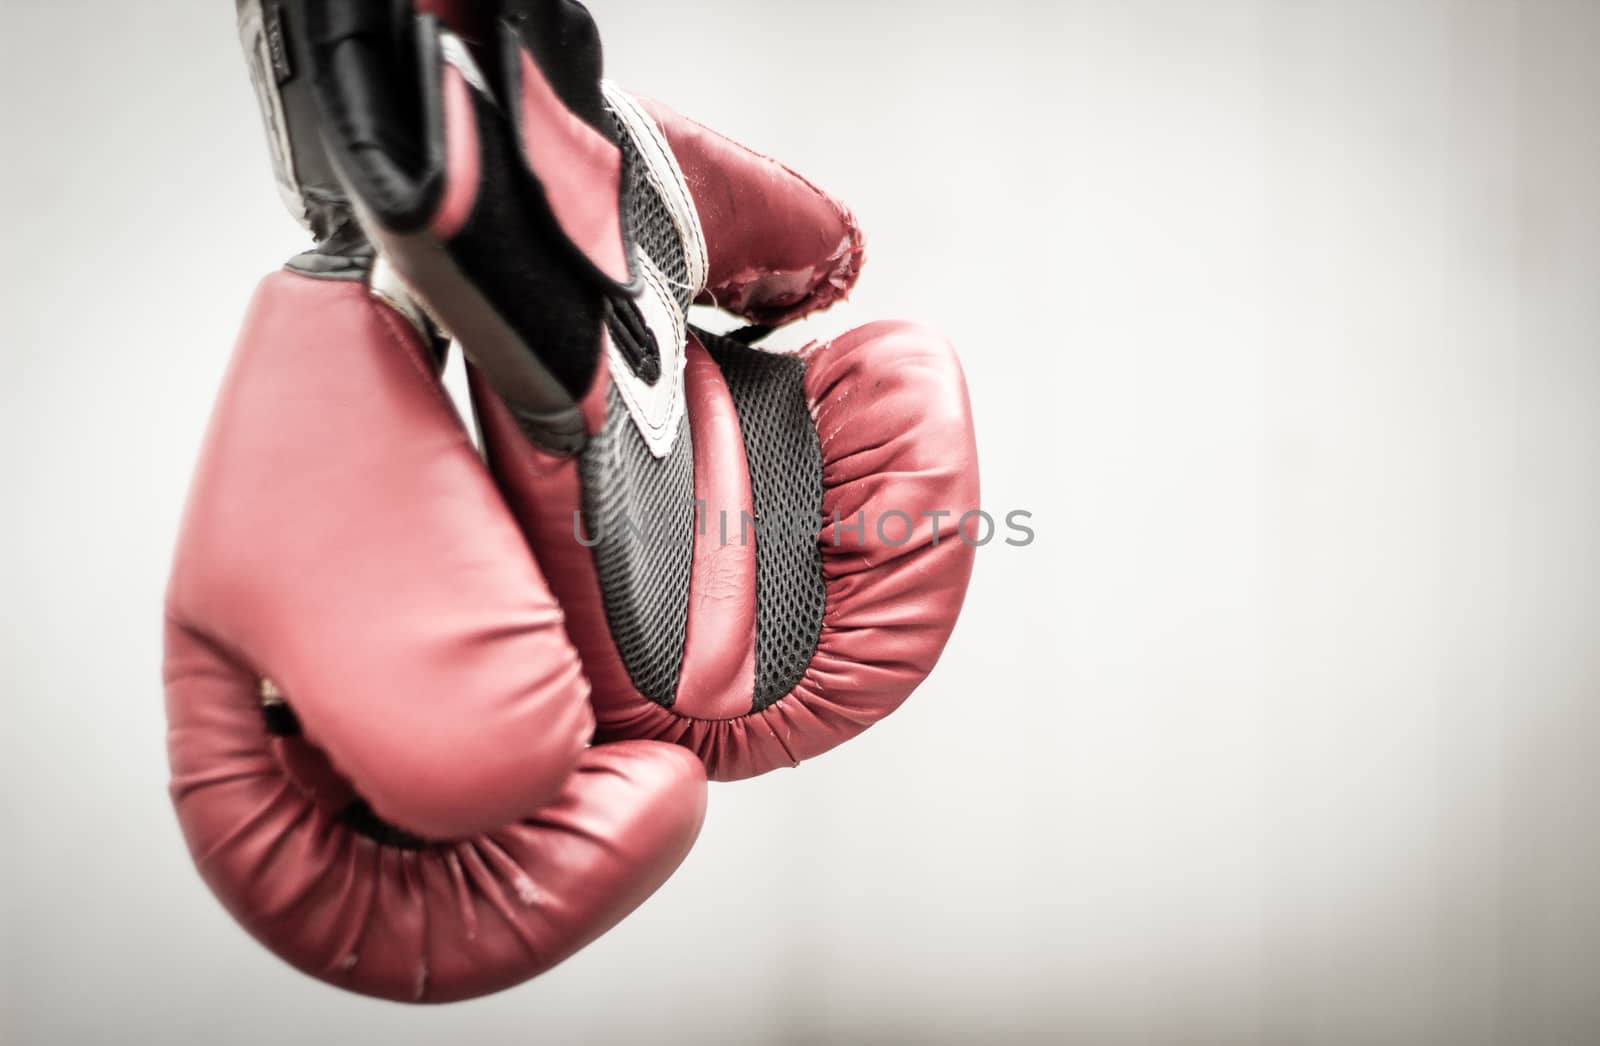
{"left": 165, "top": 0, "right": 978, "bottom": 1001}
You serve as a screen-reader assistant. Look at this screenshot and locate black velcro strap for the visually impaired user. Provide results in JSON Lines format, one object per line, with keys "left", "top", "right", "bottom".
{"left": 313, "top": 0, "right": 408, "bottom": 45}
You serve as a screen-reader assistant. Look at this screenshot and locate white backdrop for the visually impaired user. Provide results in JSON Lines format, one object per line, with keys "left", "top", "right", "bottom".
{"left": 5, "top": 2, "right": 1598, "bottom": 1043}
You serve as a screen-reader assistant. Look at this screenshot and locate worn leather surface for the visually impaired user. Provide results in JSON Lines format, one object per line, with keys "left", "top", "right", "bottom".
{"left": 164, "top": 272, "right": 706, "bottom": 1001}
{"left": 640, "top": 96, "right": 866, "bottom": 327}
{"left": 675, "top": 338, "right": 760, "bottom": 720}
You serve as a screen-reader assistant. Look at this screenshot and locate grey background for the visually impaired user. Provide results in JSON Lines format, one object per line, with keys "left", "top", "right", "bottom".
{"left": 5, "top": 1, "right": 1599, "bottom": 1043}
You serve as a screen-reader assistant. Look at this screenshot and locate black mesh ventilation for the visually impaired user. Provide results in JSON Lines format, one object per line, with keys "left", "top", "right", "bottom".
{"left": 575, "top": 106, "right": 704, "bottom": 708}
{"left": 611, "top": 107, "right": 693, "bottom": 314}
{"left": 584, "top": 108, "right": 822, "bottom": 715}
{"left": 580, "top": 387, "right": 694, "bottom": 707}
{"left": 698, "top": 329, "right": 827, "bottom": 711}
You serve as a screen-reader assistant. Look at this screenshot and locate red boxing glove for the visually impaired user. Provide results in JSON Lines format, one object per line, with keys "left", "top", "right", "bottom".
{"left": 474, "top": 94, "right": 981, "bottom": 778}
{"left": 163, "top": 0, "right": 706, "bottom": 1002}
{"left": 306, "top": 0, "right": 981, "bottom": 781}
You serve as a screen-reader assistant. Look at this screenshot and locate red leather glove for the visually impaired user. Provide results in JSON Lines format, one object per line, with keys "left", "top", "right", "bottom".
{"left": 306, "top": 0, "right": 982, "bottom": 781}
{"left": 473, "top": 94, "right": 981, "bottom": 778}
{"left": 163, "top": 0, "right": 706, "bottom": 1002}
